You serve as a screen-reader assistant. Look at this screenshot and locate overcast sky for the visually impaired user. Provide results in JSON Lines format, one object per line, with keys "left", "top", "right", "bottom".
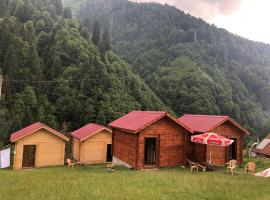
{"left": 132, "top": 0, "right": 270, "bottom": 44}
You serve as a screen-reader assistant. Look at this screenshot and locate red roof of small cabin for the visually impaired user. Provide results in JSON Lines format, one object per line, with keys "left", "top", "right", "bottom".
{"left": 71, "top": 123, "right": 111, "bottom": 141}
{"left": 10, "top": 122, "right": 69, "bottom": 142}
{"left": 178, "top": 114, "right": 250, "bottom": 135}
{"left": 108, "top": 111, "right": 192, "bottom": 133}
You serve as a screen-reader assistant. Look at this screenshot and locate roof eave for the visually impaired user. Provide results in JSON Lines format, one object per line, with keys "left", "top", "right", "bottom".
{"left": 109, "top": 112, "right": 193, "bottom": 134}
{"left": 206, "top": 117, "right": 250, "bottom": 136}
{"left": 108, "top": 126, "right": 138, "bottom": 134}
{"left": 79, "top": 127, "right": 112, "bottom": 142}
{"left": 10, "top": 126, "right": 69, "bottom": 142}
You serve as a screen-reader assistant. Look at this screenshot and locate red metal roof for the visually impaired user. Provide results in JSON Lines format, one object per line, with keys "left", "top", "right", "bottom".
{"left": 178, "top": 114, "right": 250, "bottom": 135}
{"left": 108, "top": 111, "right": 192, "bottom": 133}
{"left": 10, "top": 122, "right": 69, "bottom": 142}
{"left": 71, "top": 123, "right": 111, "bottom": 141}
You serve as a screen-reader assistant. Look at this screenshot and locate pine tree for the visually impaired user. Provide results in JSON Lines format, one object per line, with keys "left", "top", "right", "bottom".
{"left": 53, "top": 0, "right": 63, "bottom": 16}
{"left": 100, "top": 26, "right": 110, "bottom": 54}
{"left": 63, "top": 7, "right": 72, "bottom": 19}
{"left": 0, "top": 107, "right": 10, "bottom": 143}
{"left": 0, "top": 0, "right": 7, "bottom": 17}
{"left": 92, "top": 20, "right": 101, "bottom": 46}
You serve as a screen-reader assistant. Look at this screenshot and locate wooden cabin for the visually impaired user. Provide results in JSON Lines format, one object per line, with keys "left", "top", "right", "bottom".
{"left": 10, "top": 122, "right": 69, "bottom": 170}
{"left": 253, "top": 134, "right": 270, "bottom": 158}
{"left": 108, "top": 111, "right": 192, "bottom": 169}
{"left": 178, "top": 114, "right": 250, "bottom": 165}
{"left": 71, "top": 123, "right": 112, "bottom": 164}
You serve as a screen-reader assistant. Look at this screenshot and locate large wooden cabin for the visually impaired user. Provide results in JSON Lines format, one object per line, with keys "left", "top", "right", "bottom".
{"left": 71, "top": 123, "right": 112, "bottom": 164}
{"left": 178, "top": 114, "right": 250, "bottom": 165}
{"left": 109, "top": 111, "right": 192, "bottom": 169}
{"left": 10, "top": 122, "right": 69, "bottom": 170}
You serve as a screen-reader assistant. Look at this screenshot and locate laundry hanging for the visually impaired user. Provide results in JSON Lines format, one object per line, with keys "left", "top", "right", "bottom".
{"left": 0, "top": 148, "right": 11, "bottom": 168}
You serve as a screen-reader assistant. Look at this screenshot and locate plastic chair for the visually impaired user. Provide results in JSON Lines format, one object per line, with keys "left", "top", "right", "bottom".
{"left": 245, "top": 162, "right": 256, "bottom": 174}
{"left": 227, "top": 160, "right": 237, "bottom": 175}
{"left": 186, "top": 159, "right": 198, "bottom": 173}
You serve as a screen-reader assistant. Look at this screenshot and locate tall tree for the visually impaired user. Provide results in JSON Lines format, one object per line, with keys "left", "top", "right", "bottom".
{"left": 92, "top": 20, "right": 101, "bottom": 46}
{"left": 0, "top": 0, "right": 7, "bottom": 17}
{"left": 63, "top": 7, "right": 72, "bottom": 19}
{"left": 52, "top": 0, "right": 63, "bottom": 16}
{"left": 100, "top": 26, "right": 110, "bottom": 53}
{"left": 0, "top": 107, "right": 10, "bottom": 144}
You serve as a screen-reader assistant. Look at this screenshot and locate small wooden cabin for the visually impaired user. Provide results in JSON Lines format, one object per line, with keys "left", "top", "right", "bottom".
{"left": 178, "top": 114, "right": 250, "bottom": 165}
{"left": 109, "top": 111, "right": 192, "bottom": 169}
{"left": 253, "top": 134, "right": 270, "bottom": 158}
{"left": 71, "top": 123, "right": 112, "bottom": 164}
{"left": 10, "top": 122, "right": 69, "bottom": 170}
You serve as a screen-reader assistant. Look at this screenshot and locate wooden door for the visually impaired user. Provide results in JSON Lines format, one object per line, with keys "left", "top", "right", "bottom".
{"left": 228, "top": 138, "right": 237, "bottom": 161}
{"left": 22, "top": 145, "right": 36, "bottom": 168}
{"left": 106, "top": 144, "right": 112, "bottom": 162}
{"left": 144, "top": 138, "right": 157, "bottom": 165}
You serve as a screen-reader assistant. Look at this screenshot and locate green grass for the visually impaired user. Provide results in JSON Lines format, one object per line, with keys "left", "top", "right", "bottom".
{"left": 1, "top": 158, "right": 270, "bottom": 200}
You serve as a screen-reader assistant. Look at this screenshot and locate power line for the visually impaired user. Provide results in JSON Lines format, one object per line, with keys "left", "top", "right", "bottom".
{"left": 3, "top": 78, "right": 110, "bottom": 83}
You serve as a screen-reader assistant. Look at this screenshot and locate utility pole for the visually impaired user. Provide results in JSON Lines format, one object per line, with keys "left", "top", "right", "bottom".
{"left": 0, "top": 74, "right": 3, "bottom": 100}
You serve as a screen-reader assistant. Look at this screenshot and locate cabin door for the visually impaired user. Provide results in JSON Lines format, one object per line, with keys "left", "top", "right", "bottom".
{"left": 228, "top": 138, "right": 237, "bottom": 160}
{"left": 22, "top": 145, "right": 36, "bottom": 168}
{"left": 106, "top": 144, "right": 112, "bottom": 162}
{"left": 144, "top": 138, "right": 157, "bottom": 166}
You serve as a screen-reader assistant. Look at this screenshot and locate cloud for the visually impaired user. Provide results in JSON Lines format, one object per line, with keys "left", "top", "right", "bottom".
{"left": 131, "top": 0, "right": 242, "bottom": 19}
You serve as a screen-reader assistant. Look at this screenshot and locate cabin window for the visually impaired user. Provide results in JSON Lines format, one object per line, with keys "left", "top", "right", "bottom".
{"left": 228, "top": 138, "right": 237, "bottom": 160}
{"left": 144, "top": 138, "right": 157, "bottom": 165}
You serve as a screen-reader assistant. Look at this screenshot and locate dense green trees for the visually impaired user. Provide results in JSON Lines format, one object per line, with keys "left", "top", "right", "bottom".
{"left": 76, "top": 0, "right": 270, "bottom": 138}
{"left": 92, "top": 20, "right": 101, "bottom": 46}
{"left": 0, "top": 0, "right": 167, "bottom": 145}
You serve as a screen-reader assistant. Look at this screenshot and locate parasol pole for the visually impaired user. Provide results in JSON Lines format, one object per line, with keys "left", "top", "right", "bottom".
{"left": 209, "top": 150, "right": 212, "bottom": 164}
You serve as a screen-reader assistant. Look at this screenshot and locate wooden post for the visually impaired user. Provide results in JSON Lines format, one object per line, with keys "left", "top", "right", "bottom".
{"left": 0, "top": 74, "right": 3, "bottom": 100}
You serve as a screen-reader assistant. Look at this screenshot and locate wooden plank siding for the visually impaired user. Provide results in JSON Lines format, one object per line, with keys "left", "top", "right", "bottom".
{"left": 72, "top": 130, "right": 112, "bottom": 164}
{"left": 72, "top": 138, "right": 80, "bottom": 161}
{"left": 80, "top": 130, "right": 111, "bottom": 164}
{"left": 113, "top": 116, "right": 190, "bottom": 169}
{"left": 207, "top": 121, "right": 244, "bottom": 164}
{"left": 13, "top": 129, "right": 66, "bottom": 170}
{"left": 112, "top": 129, "right": 137, "bottom": 167}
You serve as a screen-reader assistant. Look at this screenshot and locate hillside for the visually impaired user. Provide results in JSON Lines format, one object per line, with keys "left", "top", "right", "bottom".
{"left": 0, "top": 0, "right": 168, "bottom": 144}
{"left": 75, "top": 0, "right": 270, "bottom": 137}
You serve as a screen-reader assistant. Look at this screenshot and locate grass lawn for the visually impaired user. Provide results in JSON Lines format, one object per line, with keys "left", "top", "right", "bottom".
{"left": 0, "top": 158, "right": 270, "bottom": 200}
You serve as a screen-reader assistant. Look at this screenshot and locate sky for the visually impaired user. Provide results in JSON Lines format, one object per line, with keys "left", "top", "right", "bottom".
{"left": 132, "top": 0, "right": 270, "bottom": 44}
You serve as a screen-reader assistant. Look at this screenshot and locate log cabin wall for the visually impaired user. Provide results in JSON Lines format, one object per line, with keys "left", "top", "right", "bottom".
{"left": 185, "top": 134, "right": 195, "bottom": 161}
{"left": 206, "top": 121, "right": 244, "bottom": 164}
{"left": 72, "top": 138, "right": 80, "bottom": 161}
{"left": 137, "top": 117, "right": 189, "bottom": 169}
{"left": 112, "top": 129, "right": 138, "bottom": 168}
{"left": 79, "top": 130, "right": 112, "bottom": 164}
{"left": 13, "top": 129, "right": 66, "bottom": 170}
{"left": 193, "top": 142, "right": 206, "bottom": 163}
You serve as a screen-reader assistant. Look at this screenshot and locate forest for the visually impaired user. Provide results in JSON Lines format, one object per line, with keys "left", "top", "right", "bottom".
{"left": 75, "top": 0, "right": 270, "bottom": 139}
{"left": 1, "top": 0, "right": 270, "bottom": 146}
{"left": 0, "top": 0, "right": 168, "bottom": 146}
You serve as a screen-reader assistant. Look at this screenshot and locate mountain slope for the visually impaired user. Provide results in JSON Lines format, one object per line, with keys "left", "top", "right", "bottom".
{"left": 0, "top": 0, "right": 168, "bottom": 144}
{"left": 75, "top": 0, "right": 270, "bottom": 136}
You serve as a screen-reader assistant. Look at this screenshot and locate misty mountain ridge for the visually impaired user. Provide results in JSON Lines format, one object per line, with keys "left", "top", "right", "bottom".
{"left": 0, "top": 0, "right": 168, "bottom": 144}
{"left": 73, "top": 0, "right": 270, "bottom": 137}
